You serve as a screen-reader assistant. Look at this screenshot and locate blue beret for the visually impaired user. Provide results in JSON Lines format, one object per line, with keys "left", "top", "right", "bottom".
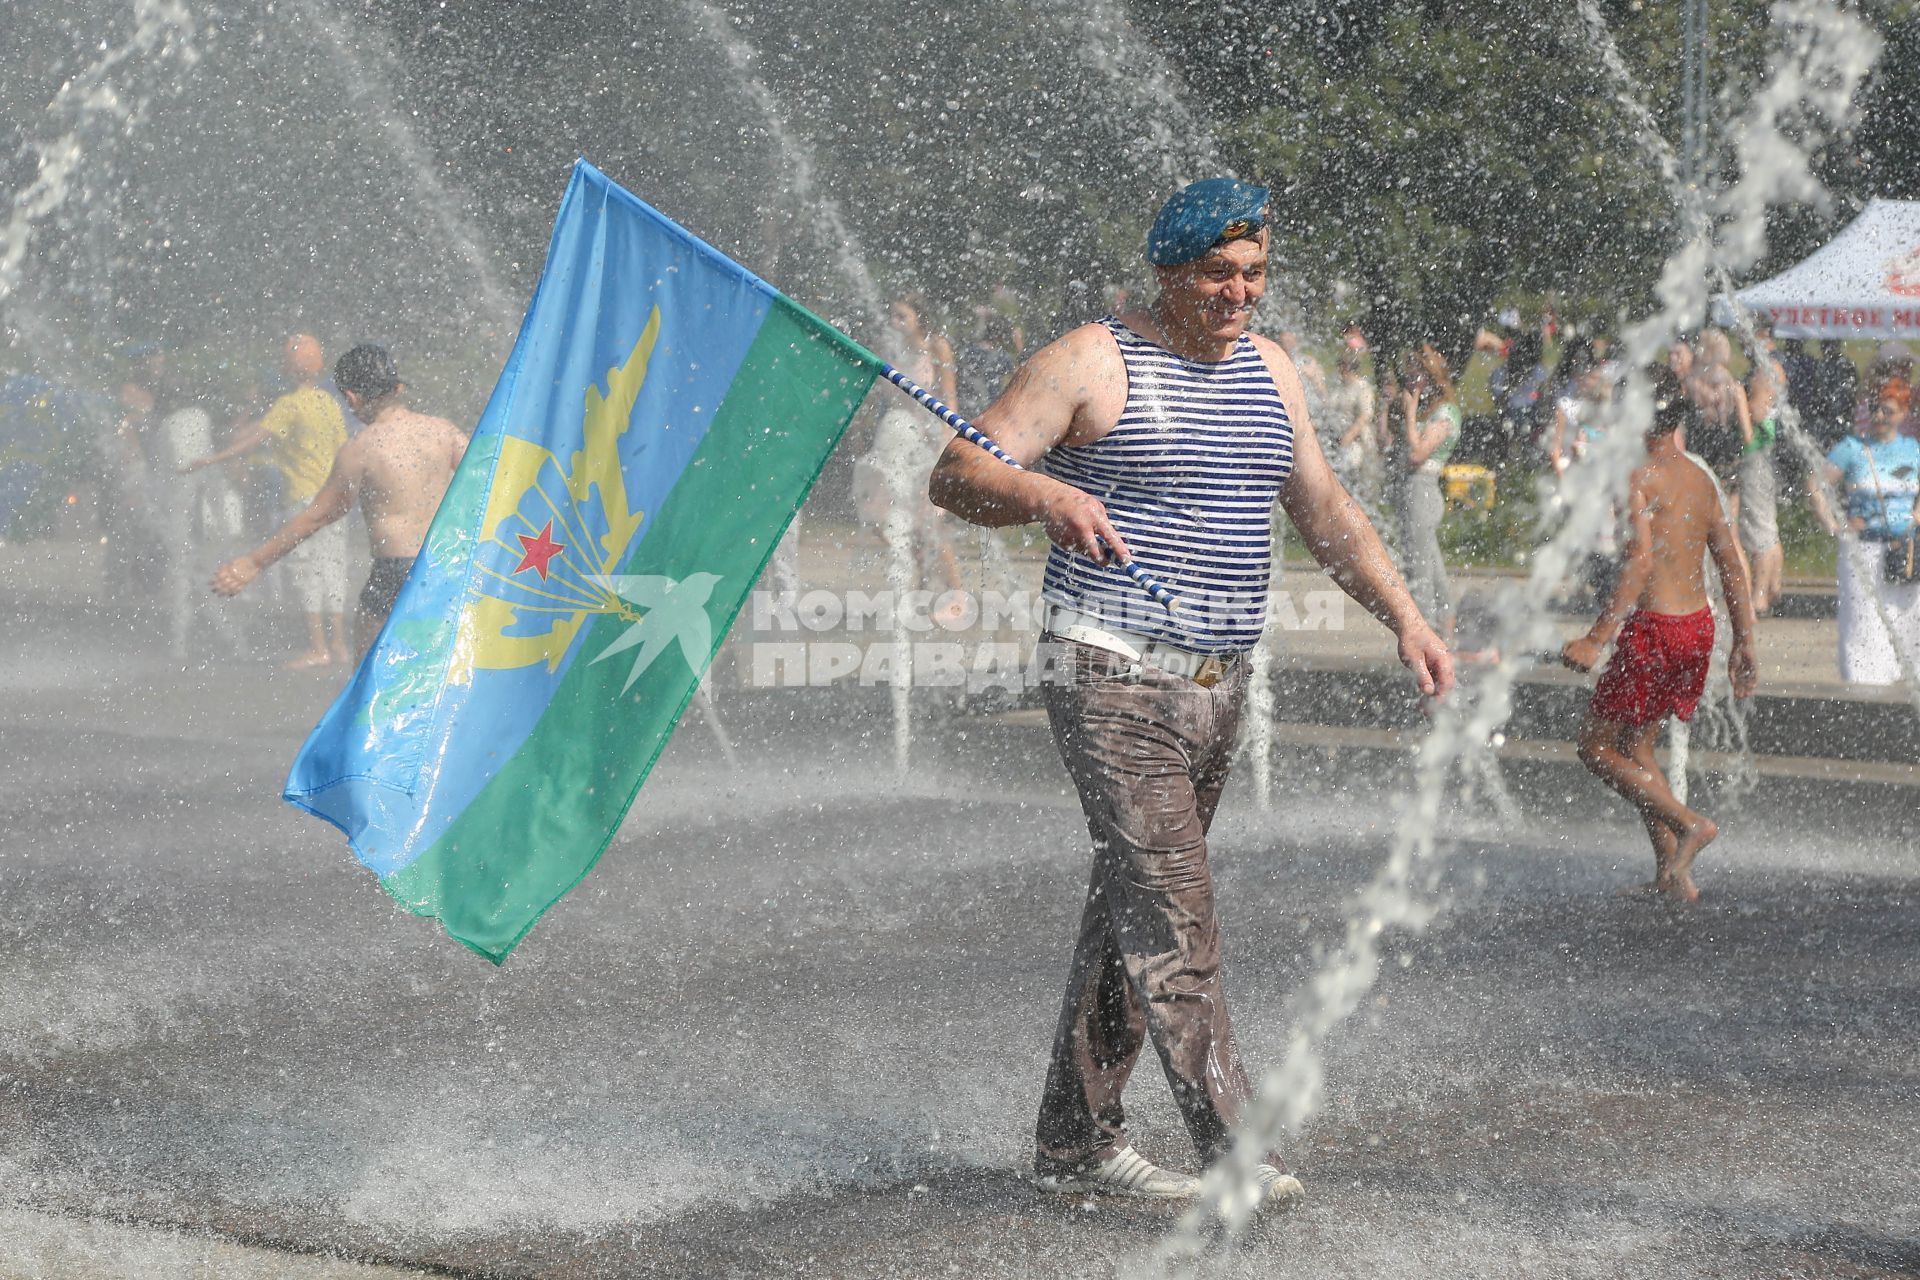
{"left": 1145, "top": 178, "right": 1271, "bottom": 266}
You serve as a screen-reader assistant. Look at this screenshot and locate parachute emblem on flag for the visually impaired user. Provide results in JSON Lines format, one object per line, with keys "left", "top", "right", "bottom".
{"left": 451, "top": 307, "right": 663, "bottom": 683}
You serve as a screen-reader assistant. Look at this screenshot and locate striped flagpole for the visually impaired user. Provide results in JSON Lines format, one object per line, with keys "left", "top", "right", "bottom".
{"left": 880, "top": 365, "right": 1182, "bottom": 612}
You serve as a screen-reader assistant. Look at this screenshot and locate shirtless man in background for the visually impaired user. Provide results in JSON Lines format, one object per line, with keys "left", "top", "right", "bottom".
{"left": 1562, "top": 368, "right": 1758, "bottom": 902}
{"left": 212, "top": 344, "right": 468, "bottom": 657}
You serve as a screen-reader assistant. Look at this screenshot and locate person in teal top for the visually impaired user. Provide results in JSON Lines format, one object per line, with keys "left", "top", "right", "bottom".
{"left": 1811, "top": 382, "right": 1920, "bottom": 684}
{"left": 1825, "top": 428, "right": 1919, "bottom": 538}
{"left": 1394, "top": 343, "right": 1460, "bottom": 639}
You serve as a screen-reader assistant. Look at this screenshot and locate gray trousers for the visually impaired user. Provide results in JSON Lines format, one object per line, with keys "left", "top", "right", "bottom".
{"left": 1398, "top": 469, "right": 1454, "bottom": 628}
{"left": 1033, "top": 639, "right": 1284, "bottom": 1173}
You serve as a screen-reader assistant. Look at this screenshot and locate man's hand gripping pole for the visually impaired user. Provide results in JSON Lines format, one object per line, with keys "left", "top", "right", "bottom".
{"left": 880, "top": 365, "right": 1181, "bottom": 612}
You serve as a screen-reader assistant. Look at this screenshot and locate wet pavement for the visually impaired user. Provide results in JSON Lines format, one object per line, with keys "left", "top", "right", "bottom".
{"left": 0, "top": 1206, "right": 426, "bottom": 1279}
{"left": 2, "top": 582, "right": 1918, "bottom": 1278}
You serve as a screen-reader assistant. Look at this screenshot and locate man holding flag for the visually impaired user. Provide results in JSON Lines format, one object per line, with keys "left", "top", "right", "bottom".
{"left": 277, "top": 163, "right": 1442, "bottom": 1211}
{"left": 930, "top": 178, "right": 1453, "bottom": 1209}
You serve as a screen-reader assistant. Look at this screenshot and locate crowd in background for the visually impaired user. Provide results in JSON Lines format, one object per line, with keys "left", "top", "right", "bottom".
{"left": 852, "top": 283, "right": 1918, "bottom": 688}
{"left": 1319, "top": 307, "right": 1918, "bottom": 686}
{"left": 13, "top": 283, "right": 1920, "bottom": 689}
{"left": 80, "top": 333, "right": 365, "bottom": 667}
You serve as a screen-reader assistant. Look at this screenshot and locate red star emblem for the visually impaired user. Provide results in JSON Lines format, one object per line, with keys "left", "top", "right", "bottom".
{"left": 513, "top": 519, "right": 567, "bottom": 579}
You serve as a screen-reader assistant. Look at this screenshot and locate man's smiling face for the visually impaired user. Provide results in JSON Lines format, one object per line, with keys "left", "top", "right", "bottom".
{"left": 1155, "top": 227, "right": 1268, "bottom": 347}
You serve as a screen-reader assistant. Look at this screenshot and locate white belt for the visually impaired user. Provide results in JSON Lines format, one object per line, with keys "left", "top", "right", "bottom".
{"left": 1042, "top": 603, "right": 1236, "bottom": 688}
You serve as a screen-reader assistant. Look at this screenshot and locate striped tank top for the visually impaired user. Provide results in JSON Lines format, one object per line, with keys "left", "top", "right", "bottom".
{"left": 1041, "top": 317, "right": 1294, "bottom": 653}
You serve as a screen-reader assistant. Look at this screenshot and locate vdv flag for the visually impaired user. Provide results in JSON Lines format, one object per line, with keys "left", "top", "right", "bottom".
{"left": 286, "top": 160, "right": 883, "bottom": 962}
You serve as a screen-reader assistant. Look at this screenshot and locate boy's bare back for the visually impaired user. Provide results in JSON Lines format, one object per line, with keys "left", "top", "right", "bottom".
{"left": 1629, "top": 450, "right": 1730, "bottom": 617}
{"left": 341, "top": 407, "right": 469, "bottom": 557}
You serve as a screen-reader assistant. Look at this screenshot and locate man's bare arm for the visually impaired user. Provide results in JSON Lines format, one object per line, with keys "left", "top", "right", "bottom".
{"left": 210, "top": 453, "right": 355, "bottom": 595}
{"left": 928, "top": 325, "right": 1131, "bottom": 564}
{"left": 1264, "top": 341, "right": 1453, "bottom": 697}
{"left": 1572, "top": 476, "right": 1653, "bottom": 659}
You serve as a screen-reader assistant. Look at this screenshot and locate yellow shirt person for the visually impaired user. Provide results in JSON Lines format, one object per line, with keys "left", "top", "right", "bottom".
{"left": 259, "top": 384, "right": 348, "bottom": 503}
{"left": 181, "top": 333, "right": 356, "bottom": 666}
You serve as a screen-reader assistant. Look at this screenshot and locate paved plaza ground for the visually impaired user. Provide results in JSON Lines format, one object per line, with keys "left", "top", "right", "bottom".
{"left": 2, "top": 531, "right": 1915, "bottom": 1278}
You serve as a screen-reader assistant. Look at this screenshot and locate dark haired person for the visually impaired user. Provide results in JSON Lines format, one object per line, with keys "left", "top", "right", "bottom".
{"left": 211, "top": 344, "right": 468, "bottom": 658}
{"left": 1489, "top": 324, "right": 1552, "bottom": 455}
{"left": 1810, "top": 341, "right": 1859, "bottom": 452}
{"left": 105, "top": 341, "right": 175, "bottom": 603}
{"left": 1561, "top": 370, "right": 1759, "bottom": 902}
{"left": 858, "top": 293, "right": 968, "bottom": 623}
{"left": 930, "top": 177, "right": 1451, "bottom": 1212}
{"left": 956, "top": 306, "right": 1022, "bottom": 413}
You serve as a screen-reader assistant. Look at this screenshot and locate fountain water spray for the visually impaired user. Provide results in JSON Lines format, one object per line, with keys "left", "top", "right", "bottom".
{"left": 0, "top": 0, "right": 199, "bottom": 311}
{"left": 685, "top": 1, "right": 890, "bottom": 334}
{"left": 0, "top": 1, "right": 203, "bottom": 658}
{"left": 1577, "top": 0, "right": 1920, "bottom": 716}
{"left": 1243, "top": 590, "right": 1279, "bottom": 813}
{"left": 1148, "top": 3, "right": 1880, "bottom": 1262}
{"left": 1069, "top": 0, "right": 1227, "bottom": 189}
{"left": 1066, "top": 0, "right": 1312, "bottom": 340}
{"left": 289, "top": 0, "right": 518, "bottom": 333}
{"left": 687, "top": 0, "right": 926, "bottom": 777}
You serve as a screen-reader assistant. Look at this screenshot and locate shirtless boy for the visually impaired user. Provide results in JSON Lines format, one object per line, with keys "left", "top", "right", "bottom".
{"left": 212, "top": 344, "right": 468, "bottom": 657}
{"left": 1561, "top": 369, "right": 1759, "bottom": 902}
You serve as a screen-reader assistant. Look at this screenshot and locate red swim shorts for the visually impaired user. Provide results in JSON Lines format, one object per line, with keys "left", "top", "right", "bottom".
{"left": 1589, "top": 606, "right": 1716, "bottom": 726}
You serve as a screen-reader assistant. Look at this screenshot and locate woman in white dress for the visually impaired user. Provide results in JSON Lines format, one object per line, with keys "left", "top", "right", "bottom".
{"left": 1324, "top": 346, "right": 1381, "bottom": 517}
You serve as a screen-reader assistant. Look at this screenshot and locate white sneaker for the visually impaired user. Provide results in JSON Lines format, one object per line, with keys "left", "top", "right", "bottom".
{"left": 1253, "top": 1163, "right": 1306, "bottom": 1212}
{"left": 1037, "top": 1147, "right": 1202, "bottom": 1200}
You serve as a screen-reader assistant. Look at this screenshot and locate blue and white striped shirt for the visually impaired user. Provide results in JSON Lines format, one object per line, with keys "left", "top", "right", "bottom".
{"left": 1041, "top": 317, "right": 1294, "bottom": 652}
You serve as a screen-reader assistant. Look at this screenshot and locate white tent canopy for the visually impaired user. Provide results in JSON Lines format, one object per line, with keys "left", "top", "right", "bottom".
{"left": 1726, "top": 198, "right": 1920, "bottom": 339}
